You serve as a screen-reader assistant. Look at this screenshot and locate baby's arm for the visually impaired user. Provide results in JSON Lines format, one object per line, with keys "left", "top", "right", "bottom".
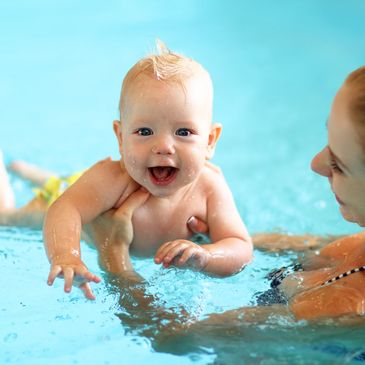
{"left": 44, "top": 159, "right": 132, "bottom": 299}
{"left": 199, "top": 178, "right": 253, "bottom": 276}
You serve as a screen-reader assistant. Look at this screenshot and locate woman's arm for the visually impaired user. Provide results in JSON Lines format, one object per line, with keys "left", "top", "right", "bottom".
{"left": 290, "top": 284, "right": 365, "bottom": 320}
{"left": 87, "top": 187, "right": 149, "bottom": 277}
{"left": 252, "top": 233, "right": 340, "bottom": 252}
{"left": 89, "top": 189, "right": 192, "bottom": 338}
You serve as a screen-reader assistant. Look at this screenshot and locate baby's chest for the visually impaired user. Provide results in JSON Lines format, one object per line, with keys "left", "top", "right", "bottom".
{"left": 130, "top": 200, "right": 206, "bottom": 255}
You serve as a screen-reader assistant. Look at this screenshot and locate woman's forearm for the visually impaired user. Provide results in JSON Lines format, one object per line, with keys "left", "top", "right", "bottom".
{"left": 252, "top": 233, "right": 340, "bottom": 253}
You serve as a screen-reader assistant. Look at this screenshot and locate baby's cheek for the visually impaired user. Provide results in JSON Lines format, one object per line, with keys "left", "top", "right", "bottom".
{"left": 183, "top": 165, "right": 200, "bottom": 184}
{"left": 124, "top": 154, "right": 142, "bottom": 179}
{"left": 186, "top": 153, "right": 205, "bottom": 174}
{"left": 124, "top": 152, "right": 137, "bottom": 168}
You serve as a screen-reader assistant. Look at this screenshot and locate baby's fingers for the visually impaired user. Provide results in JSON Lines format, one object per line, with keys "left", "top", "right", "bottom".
{"left": 73, "top": 268, "right": 101, "bottom": 299}
{"left": 63, "top": 267, "right": 75, "bottom": 293}
{"left": 77, "top": 270, "right": 101, "bottom": 284}
{"left": 154, "top": 241, "right": 182, "bottom": 264}
{"left": 161, "top": 243, "right": 189, "bottom": 266}
{"left": 79, "top": 282, "right": 96, "bottom": 300}
{"left": 47, "top": 265, "right": 63, "bottom": 286}
{"left": 177, "top": 246, "right": 198, "bottom": 266}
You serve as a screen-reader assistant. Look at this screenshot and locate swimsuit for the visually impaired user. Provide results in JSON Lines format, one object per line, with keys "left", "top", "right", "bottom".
{"left": 255, "top": 263, "right": 365, "bottom": 306}
{"left": 33, "top": 171, "right": 84, "bottom": 206}
{"left": 321, "top": 265, "right": 365, "bottom": 286}
{"left": 266, "top": 263, "right": 304, "bottom": 288}
{"left": 254, "top": 263, "right": 303, "bottom": 306}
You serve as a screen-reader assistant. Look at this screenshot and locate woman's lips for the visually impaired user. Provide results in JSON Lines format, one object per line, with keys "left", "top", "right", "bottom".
{"left": 335, "top": 194, "right": 345, "bottom": 205}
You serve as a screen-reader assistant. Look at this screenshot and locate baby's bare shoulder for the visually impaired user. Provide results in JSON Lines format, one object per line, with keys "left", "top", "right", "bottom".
{"left": 204, "top": 161, "right": 223, "bottom": 176}
{"left": 197, "top": 163, "right": 233, "bottom": 201}
{"left": 200, "top": 162, "right": 226, "bottom": 186}
{"left": 87, "top": 158, "right": 127, "bottom": 180}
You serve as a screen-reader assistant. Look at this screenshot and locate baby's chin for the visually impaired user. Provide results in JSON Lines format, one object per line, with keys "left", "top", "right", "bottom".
{"left": 150, "top": 192, "right": 172, "bottom": 199}
{"left": 141, "top": 184, "right": 175, "bottom": 199}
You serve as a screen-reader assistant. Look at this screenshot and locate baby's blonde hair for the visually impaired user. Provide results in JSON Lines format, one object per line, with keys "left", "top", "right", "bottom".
{"left": 344, "top": 66, "right": 365, "bottom": 152}
{"left": 119, "top": 40, "right": 212, "bottom": 116}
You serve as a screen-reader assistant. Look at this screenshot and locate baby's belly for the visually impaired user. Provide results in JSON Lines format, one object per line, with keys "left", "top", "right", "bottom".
{"left": 129, "top": 197, "right": 207, "bottom": 256}
{"left": 130, "top": 219, "right": 193, "bottom": 256}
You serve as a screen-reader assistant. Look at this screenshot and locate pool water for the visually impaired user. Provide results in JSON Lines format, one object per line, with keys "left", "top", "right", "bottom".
{"left": 2, "top": 1, "right": 365, "bottom": 364}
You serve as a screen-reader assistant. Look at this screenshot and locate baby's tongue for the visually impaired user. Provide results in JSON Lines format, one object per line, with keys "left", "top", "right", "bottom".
{"left": 151, "top": 167, "right": 172, "bottom": 180}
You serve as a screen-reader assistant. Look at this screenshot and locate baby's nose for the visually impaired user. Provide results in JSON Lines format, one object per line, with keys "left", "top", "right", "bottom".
{"left": 151, "top": 137, "right": 175, "bottom": 155}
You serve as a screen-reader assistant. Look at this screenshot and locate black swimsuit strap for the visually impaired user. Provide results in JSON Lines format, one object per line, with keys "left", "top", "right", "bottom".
{"left": 321, "top": 266, "right": 365, "bottom": 287}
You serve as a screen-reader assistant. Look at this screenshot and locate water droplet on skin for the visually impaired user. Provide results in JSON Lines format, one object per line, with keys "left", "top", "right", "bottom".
{"left": 70, "top": 249, "right": 79, "bottom": 257}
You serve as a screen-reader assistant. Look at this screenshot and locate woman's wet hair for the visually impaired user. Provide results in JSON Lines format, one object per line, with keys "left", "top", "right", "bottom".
{"left": 344, "top": 66, "right": 365, "bottom": 152}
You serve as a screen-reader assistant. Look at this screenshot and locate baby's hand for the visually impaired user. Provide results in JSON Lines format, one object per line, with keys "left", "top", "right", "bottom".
{"left": 47, "top": 257, "right": 101, "bottom": 300}
{"left": 154, "top": 240, "right": 211, "bottom": 270}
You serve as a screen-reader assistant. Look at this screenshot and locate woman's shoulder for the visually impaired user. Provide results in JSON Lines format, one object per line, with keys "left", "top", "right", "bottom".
{"left": 320, "top": 231, "right": 365, "bottom": 259}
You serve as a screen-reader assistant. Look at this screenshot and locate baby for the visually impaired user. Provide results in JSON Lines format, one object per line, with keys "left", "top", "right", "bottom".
{"left": 44, "top": 42, "right": 253, "bottom": 297}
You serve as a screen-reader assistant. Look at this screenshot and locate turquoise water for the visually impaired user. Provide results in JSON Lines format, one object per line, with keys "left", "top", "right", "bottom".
{"left": 1, "top": 1, "right": 365, "bottom": 364}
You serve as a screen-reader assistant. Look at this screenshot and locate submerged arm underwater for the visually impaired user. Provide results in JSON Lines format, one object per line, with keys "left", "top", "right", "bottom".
{"left": 87, "top": 188, "right": 365, "bottom": 347}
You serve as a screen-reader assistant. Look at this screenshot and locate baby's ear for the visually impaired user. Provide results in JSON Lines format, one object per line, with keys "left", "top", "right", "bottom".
{"left": 113, "top": 120, "right": 123, "bottom": 147}
{"left": 206, "top": 123, "right": 222, "bottom": 160}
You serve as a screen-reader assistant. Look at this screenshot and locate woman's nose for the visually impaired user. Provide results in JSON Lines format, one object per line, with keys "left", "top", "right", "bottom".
{"left": 151, "top": 136, "right": 175, "bottom": 155}
{"left": 311, "top": 146, "right": 332, "bottom": 177}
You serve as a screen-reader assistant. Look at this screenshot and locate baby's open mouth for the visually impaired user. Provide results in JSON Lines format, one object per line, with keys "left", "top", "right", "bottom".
{"left": 148, "top": 166, "right": 178, "bottom": 185}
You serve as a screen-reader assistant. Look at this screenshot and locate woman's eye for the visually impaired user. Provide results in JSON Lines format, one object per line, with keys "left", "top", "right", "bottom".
{"left": 176, "top": 128, "right": 192, "bottom": 137}
{"left": 137, "top": 128, "right": 153, "bottom": 136}
{"left": 330, "top": 160, "right": 343, "bottom": 174}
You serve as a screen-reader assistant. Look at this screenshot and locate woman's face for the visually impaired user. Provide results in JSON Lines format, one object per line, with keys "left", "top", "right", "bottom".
{"left": 311, "top": 85, "right": 365, "bottom": 226}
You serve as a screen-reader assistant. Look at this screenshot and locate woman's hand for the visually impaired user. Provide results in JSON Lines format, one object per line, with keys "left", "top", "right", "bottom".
{"left": 90, "top": 188, "right": 150, "bottom": 275}
{"left": 186, "top": 216, "right": 209, "bottom": 235}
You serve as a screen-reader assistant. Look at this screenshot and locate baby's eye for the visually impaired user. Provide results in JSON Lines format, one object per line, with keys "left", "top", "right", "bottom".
{"left": 137, "top": 128, "right": 153, "bottom": 136}
{"left": 176, "top": 128, "right": 193, "bottom": 137}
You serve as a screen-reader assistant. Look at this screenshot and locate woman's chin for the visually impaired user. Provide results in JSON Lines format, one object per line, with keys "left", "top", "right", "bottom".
{"left": 340, "top": 207, "right": 365, "bottom": 226}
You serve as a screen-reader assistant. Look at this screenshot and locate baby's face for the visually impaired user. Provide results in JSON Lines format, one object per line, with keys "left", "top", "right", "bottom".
{"left": 117, "top": 74, "right": 216, "bottom": 197}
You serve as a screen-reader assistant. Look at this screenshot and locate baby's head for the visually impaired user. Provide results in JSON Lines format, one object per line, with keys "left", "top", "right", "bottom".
{"left": 119, "top": 40, "right": 213, "bottom": 118}
{"left": 113, "top": 41, "right": 221, "bottom": 197}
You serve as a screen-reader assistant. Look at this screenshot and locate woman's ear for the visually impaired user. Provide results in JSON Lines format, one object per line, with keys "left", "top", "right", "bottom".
{"left": 206, "top": 123, "right": 222, "bottom": 160}
{"left": 113, "top": 120, "right": 123, "bottom": 148}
